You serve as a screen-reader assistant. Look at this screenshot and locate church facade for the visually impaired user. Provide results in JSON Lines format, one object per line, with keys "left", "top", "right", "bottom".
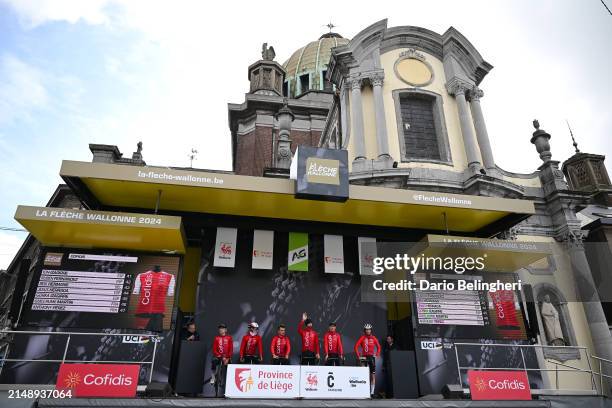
{"left": 2, "top": 19, "right": 612, "bottom": 400}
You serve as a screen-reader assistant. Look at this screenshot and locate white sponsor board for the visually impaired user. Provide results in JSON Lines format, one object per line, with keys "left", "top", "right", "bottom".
{"left": 213, "top": 227, "right": 237, "bottom": 267}
{"left": 358, "top": 237, "right": 377, "bottom": 275}
{"left": 252, "top": 230, "right": 274, "bottom": 270}
{"left": 225, "top": 364, "right": 300, "bottom": 398}
{"left": 299, "top": 366, "right": 370, "bottom": 399}
{"left": 323, "top": 235, "right": 344, "bottom": 274}
{"left": 225, "top": 365, "right": 370, "bottom": 399}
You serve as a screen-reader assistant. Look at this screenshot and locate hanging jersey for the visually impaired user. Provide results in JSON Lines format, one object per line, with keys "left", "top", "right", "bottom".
{"left": 132, "top": 270, "right": 175, "bottom": 315}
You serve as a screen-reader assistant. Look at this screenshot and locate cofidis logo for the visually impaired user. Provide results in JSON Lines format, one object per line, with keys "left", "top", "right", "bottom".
{"left": 56, "top": 363, "right": 139, "bottom": 397}
{"left": 467, "top": 370, "right": 531, "bottom": 400}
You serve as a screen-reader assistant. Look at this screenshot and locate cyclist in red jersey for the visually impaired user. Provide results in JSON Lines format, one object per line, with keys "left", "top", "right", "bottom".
{"left": 239, "top": 322, "right": 263, "bottom": 364}
{"left": 323, "top": 322, "right": 344, "bottom": 366}
{"left": 270, "top": 324, "right": 291, "bottom": 365}
{"left": 354, "top": 323, "right": 381, "bottom": 396}
{"left": 297, "top": 312, "right": 320, "bottom": 365}
{"left": 210, "top": 323, "right": 232, "bottom": 388}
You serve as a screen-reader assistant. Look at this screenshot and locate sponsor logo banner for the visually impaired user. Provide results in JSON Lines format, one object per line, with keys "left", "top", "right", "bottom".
{"left": 56, "top": 363, "right": 139, "bottom": 398}
{"left": 214, "top": 227, "right": 237, "bottom": 267}
{"left": 225, "top": 364, "right": 300, "bottom": 398}
{"left": 300, "top": 366, "right": 370, "bottom": 399}
{"left": 252, "top": 230, "right": 274, "bottom": 270}
{"left": 323, "top": 235, "right": 344, "bottom": 274}
{"left": 305, "top": 157, "right": 340, "bottom": 185}
{"left": 468, "top": 370, "right": 531, "bottom": 400}
{"left": 291, "top": 146, "right": 349, "bottom": 202}
{"left": 288, "top": 232, "right": 308, "bottom": 271}
{"left": 358, "top": 237, "right": 377, "bottom": 275}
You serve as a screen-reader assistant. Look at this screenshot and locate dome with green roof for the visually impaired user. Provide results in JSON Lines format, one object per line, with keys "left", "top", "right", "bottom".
{"left": 283, "top": 32, "right": 349, "bottom": 98}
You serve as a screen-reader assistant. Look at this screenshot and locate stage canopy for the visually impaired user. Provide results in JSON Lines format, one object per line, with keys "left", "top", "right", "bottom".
{"left": 15, "top": 205, "right": 186, "bottom": 253}
{"left": 60, "top": 160, "right": 536, "bottom": 236}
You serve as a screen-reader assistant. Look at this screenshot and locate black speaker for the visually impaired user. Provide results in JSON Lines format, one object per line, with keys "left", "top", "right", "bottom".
{"left": 441, "top": 383, "right": 463, "bottom": 399}
{"left": 144, "top": 382, "right": 173, "bottom": 398}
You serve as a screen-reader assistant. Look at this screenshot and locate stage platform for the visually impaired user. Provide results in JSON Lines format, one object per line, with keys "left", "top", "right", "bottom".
{"left": 2, "top": 393, "right": 611, "bottom": 408}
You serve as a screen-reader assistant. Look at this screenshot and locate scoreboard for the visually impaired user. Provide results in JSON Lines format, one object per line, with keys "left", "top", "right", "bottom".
{"left": 21, "top": 248, "right": 180, "bottom": 330}
{"left": 414, "top": 272, "right": 527, "bottom": 340}
{"left": 415, "top": 273, "right": 489, "bottom": 326}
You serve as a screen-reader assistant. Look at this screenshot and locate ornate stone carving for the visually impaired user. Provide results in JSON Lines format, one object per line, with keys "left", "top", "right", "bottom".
{"left": 496, "top": 226, "right": 519, "bottom": 240}
{"left": 370, "top": 75, "right": 384, "bottom": 87}
{"left": 261, "top": 43, "right": 276, "bottom": 61}
{"left": 530, "top": 119, "right": 552, "bottom": 163}
{"left": 398, "top": 48, "right": 425, "bottom": 61}
{"left": 445, "top": 78, "right": 472, "bottom": 96}
{"left": 469, "top": 86, "right": 484, "bottom": 101}
{"left": 555, "top": 228, "right": 588, "bottom": 249}
{"left": 349, "top": 77, "right": 362, "bottom": 90}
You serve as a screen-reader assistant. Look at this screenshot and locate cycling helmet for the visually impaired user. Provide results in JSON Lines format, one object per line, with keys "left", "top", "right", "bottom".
{"left": 248, "top": 322, "right": 259, "bottom": 329}
{"left": 363, "top": 323, "right": 373, "bottom": 330}
{"left": 218, "top": 323, "right": 227, "bottom": 328}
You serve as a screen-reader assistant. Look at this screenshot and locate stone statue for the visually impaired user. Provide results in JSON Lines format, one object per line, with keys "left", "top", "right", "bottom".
{"left": 540, "top": 294, "right": 565, "bottom": 346}
{"left": 261, "top": 43, "right": 276, "bottom": 61}
{"left": 137, "top": 141, "right": 143, "bottom": 154}
{"left": 533, "top": 119, "right": 540, "bottom": 130}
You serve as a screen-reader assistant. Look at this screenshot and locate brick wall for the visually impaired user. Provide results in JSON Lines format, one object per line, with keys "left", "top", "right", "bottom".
{"left": 235, "top": 126, "right": 273, "bottom": 176}
{"left": 235, "top": 126, "right": 321, "bottom": 176}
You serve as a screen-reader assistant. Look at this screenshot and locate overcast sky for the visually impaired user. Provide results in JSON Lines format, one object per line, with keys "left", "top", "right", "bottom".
{"left": 0, "top": 0, "right": 611, "bottom": 268}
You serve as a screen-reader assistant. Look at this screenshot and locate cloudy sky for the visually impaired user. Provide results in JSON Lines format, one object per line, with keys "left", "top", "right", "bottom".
{"left": 0, "top": 0, "right": 610, "bottom": 268}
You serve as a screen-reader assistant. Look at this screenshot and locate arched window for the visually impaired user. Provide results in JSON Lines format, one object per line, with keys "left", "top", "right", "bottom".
{"left": 392, "top": 89, "right": 452, "bottom": 165}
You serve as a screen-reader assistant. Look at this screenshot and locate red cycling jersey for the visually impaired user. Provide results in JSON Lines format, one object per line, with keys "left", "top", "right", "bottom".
{"left": 239, "top": 333, "right": 263, "bottom": 358}
{"left": 132, "top": 270, "right": 175, "bottom": 314}
{"left": 298, "top": 320, "right": 320, "bottom": 353}
{"left": 213, "top": 335, "right": 233, "bottom": 359}
{"left": 323, "top": 331, "right": 344, "bottom": 356}
{"left": 270, "top": 335, "right": 291, "bottom": 357}
{"left": 354, "top": 334, "right": 381, "bottom": 357}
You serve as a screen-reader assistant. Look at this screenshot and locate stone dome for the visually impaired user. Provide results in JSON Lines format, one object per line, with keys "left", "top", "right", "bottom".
{"left": 283, "top": 33, "right": 349, "bottom": 97}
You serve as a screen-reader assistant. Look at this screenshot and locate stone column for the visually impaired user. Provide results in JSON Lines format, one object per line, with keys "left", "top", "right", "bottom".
{"left": 371, "top": 75, "right": 391, "bottom": 160}
{"left": 339, "top": 82, "right": 350, "bottom": 149}
{"left": 275, "top": 102, "right": 294, "bottom": 169}
{"left": 447, "top": 79, "right": 481, "bottom": 173}
{"left": 469, "top": 87, "right": 495, "bottom": 169}
{"left": 350, "top": 77, "right": 366, "bottom": 163}
{"left": 559, "top": 229, "right": 612, "bottom": 393}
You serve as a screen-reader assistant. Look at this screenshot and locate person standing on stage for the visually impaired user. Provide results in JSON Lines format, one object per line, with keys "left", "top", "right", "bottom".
{"left": 210, "top": 323, "right": 232, "bottom": 386}
{"left": 297, "top": 312, "right": 320, "bottom": 365}
{"left": 355, "top": 323, "right": 381, "bottom": 397}
{"left": 239, "top": 322, "right": 263, "bottom": 364}
{"left": 270, "top": 324, "right": 291, "bottom": 365}
{"left": 323, "top": 322, "right": 344, "bottom": 366}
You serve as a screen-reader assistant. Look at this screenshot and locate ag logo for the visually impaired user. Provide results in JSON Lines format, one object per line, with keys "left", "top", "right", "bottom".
{"left": 420, "top": 340, "right": 443, "bottom": 350}
{"left": 63, "top": 372, "right": 81, "bottom": 388}
{"left": 234, "top": 368, "right": 253, "bottom": 392}
{"left": 291, "top": 249, "right": 306, "bottom": 261}
{"left": 327, "top": 372, "right": 335, "bottom": 388}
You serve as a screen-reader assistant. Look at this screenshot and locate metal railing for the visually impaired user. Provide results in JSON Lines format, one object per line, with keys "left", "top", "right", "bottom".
{"left": 454, "top": 342, "right": 599, "bottom": 396}
{"left": 591, "top": 355, "right": 612, "bottom": 396}
{"left": 0, "top": 330, "right": 160, "bottom": 383}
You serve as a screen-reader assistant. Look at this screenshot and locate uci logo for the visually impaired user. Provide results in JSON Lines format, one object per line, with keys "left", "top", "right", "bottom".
{"left": 421, "top": 341, "right": 443, "bottom": 350}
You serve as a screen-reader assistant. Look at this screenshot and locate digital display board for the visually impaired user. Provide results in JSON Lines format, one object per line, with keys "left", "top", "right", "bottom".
{"left": 414, "top": 272, "right": 527, "bottom": 340}
{"left": 22, "top": 248, "right": 181, "bottom": 331}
